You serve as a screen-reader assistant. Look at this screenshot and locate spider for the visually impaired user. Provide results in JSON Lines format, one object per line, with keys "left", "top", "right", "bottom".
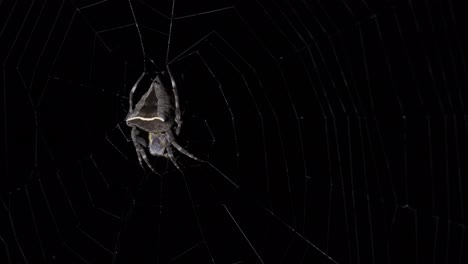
{"left": 125, "top": 70, "right": 201, "bottom": 173}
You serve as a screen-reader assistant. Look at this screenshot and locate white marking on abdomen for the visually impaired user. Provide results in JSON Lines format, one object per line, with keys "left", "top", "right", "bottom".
{"left": 127, "top": 116, "right": 165, "bottom": 122}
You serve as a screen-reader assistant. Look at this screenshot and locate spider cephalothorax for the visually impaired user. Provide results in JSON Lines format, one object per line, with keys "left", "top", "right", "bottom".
{"left": 126, "top": 71, "right": 200, "bottom": 172}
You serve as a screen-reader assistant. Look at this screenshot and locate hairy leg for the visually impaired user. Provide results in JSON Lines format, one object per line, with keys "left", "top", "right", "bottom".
{"left": 167, "top": 131, "right": 202, "bottom": 162}
{"left": 132, "top": 128, "right": 158, "bottom": 174}
{"left": 166, "top": 67, "right": 182, "bottom": 135}
{"left": 129, "top": 72, "right": 146, "bottom": 112}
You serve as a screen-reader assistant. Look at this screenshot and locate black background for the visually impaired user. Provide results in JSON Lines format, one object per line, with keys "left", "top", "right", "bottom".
{"left": 1, "top": 0, "right": 468, "bottom": 263}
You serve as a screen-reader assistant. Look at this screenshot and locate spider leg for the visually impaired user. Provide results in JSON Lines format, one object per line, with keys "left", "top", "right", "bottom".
{"left": 139, "top": 148, "right": 158, "bottom": 174}
{"left": 165, "top": 145, "right": 182, "bottom": 171}
{"left": 167, "top": 131, "right": 202, "bottom": 162}
{"left": 131, "top": 129, "right": 145, "bottom": 165}
{"left": 129, "top": 72, "right": 146, "bottom": 112}
{"left": 166, "top": 67, "right": 182, "bottom": 135}
{"left": 131, "top": 128, "right": 158, "bottom": 174}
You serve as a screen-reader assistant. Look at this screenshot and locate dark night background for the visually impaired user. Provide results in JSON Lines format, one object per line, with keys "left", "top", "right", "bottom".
{"left": 1, "top": 0, "right": 468, "bottom": 263}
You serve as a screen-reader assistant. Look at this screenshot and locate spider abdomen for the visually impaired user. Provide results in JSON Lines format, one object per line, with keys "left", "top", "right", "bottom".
{"left": 126, "top": 75, "right": 175, "bottom": 133}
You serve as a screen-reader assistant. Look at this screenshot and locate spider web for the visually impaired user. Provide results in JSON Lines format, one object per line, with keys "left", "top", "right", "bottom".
{"left": 1, "top": 0, "right": 468, "bottom": 263}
